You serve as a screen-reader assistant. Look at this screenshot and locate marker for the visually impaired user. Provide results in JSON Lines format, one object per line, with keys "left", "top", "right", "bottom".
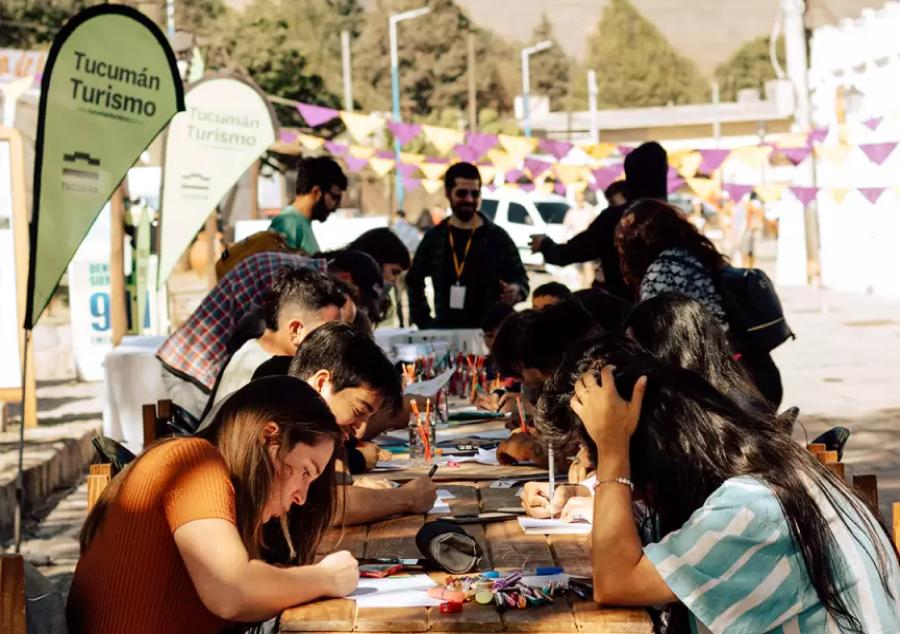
{"left": 548, "top": 441, "right": 555, "bottom": 502}
{"left": 427, "top": 464, "right": 438, "bottom": 479}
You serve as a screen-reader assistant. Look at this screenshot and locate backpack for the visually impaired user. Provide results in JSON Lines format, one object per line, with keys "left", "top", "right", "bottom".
{"left": 716, "top": 265, "right": 795, "bottom": 353}
{"left": 215, "top": 230, "right": 294, "bottom": 281}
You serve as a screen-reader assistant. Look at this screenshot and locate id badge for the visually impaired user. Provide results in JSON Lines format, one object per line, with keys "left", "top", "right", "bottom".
{"left": 449, "top": 284, "right": 466, "bottom": 310}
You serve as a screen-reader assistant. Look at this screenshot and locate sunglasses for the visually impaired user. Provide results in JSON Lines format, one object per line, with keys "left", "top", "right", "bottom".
{"left": 453, "top": 189, "right": 481, "bottom": 199}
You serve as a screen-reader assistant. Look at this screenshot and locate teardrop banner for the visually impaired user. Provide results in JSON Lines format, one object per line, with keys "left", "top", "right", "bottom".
{"left": 24, "top": 5, "right": 184, "bottom": 328}
{"left": 157, "top": 75, "right": 277, "bottom": 286}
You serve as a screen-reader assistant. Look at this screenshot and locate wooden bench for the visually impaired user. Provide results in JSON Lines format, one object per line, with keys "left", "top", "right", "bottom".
{"left": 279, "top": 484, "right": 652, "bottom": 633}
{"left": 0, "top": 554, "right": 25, "bottom": 634}
{"left": 86, "top": 463, "right": 112, "bottom": 513}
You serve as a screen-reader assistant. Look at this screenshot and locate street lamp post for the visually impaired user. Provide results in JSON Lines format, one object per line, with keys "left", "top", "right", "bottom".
{"left": 520, "top": 40, "right": 552, "bottom": 138}
{"left": 390, "top": 6, "right": 431, "bottom": 210}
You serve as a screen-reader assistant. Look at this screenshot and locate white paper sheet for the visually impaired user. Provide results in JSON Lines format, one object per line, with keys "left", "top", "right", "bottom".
{"left": 348, "top": 575, "right": 442, "bottom": 608}
{"left": 404, "top": 369, "right": 454, "bottom": 398}
{"left": 476, "top": 446, "right": 500, "bottom": 465}
{"left": 518, "top": 516, "right": 592, "bottom": 535}
{"left": 427, "top": 489, "right": 456, "bottom": 514}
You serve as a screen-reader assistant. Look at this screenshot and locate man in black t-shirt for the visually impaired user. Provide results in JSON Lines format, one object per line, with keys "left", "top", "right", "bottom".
{"left": 406, "top": 162, "right": 529, "bottom": 329}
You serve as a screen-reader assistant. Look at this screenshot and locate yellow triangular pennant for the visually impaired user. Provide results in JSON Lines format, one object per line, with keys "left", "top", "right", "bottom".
{"left": 399, "top": 152, "right": 425, "bottom": 165}
{"left": 478, "top": 164, "right": 497, "bottom": 184}
{"left": 498, "top": 134, "right": 538, "bottom": 161}
{"left": 418, "top": 162, "right": 448, "bottom": 181}
{"left": 831, "top": 188, "right": 850, "bottom": 204}
{"left": 754, "top": 183, "right": 787, "bottom": 203}
{"left": 815, "top": 144, "right": 853, "bottom": 166}
{"left": 774, "top": 132, "right": 809, "bottom": 148}
{"left": 348, "top": 145, "right": 376, "bottom": 159}
{"left": 686, "top": 177, "right": 719, "bottom": 200}
{"left": 298, "top": 134, "right": 325, "bottom": 151}
{"left": 486, "top": 149, "right": 520, "bottom": 173}
{"left": 421, "top": 179, "right": 444, "bottom": 194}
{"left": 368, "top": 157, "right": 395, "bottom": 177}
{"left": 537, "top": 181, "right": 555, "bottom": 195}
{"left": 583, "top": 142, "right": 617, "bottom": 161}
{"left": 554, "top": 164, "right": 588, "bottom": 186}
{"left": 422, "top": 125, "right": 465, "bottom": 155}
{"left": 340, "top": 111, "right": 386, "bottom": 143}
{"left": 727, "top": 145, "right": 772, "bottom": 170}
{"left": 676, "top": 151, "right": 703, "bottom": 178}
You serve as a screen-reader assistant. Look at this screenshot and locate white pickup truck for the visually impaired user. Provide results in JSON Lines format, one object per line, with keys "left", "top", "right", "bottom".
{"left": 479, "top": 188, "right": 570, "bottom": 267}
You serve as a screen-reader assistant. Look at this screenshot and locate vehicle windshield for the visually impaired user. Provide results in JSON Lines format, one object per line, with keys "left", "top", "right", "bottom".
{"left": 535, "top": 201, "right": 570, "bottom": 224}
{"left": 480, "top": 198, "right": 498, "bottom": 221}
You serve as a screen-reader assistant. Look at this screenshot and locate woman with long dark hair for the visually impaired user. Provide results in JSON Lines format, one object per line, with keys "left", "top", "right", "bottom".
{"left": 615, "top": 199, "right": 784, "bottom": 406}
{"left": 538, "top": 335, "right": 900, "bottom": 633}
{"left": 68, "top": 377, "right": 357, "bottom": 634}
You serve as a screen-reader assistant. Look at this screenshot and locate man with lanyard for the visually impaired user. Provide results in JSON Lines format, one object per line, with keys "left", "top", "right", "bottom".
{"left": 406, "top": 162, "right": 529, "bottom": 328}
{"left": 269, "top": 156, "right": 347, "bottom": 254}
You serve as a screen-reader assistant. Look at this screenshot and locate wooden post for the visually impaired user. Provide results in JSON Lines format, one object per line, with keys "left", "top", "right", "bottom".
{"left": 0, "top": 554, "right": 26, "bottom": 634}
{"left": 806, "top": 443, "right": 826, "bottom": 455}
{"left": 0, "top": 126, "right": 36, "bottom": 427}
{"left": 86, "top": 472, "right": 110, "bottom": 513}
{"left": 205, "top": 211, "right": 218, "bottom": 289}
{"left": 817, "top": 450, "right": 839, "bottom": 464}
{"left": 109, "top": 185, "right": 127, "bottom": 346}
{"left": 853, "top": 474, "right": 879, "bottom": 511}
{"left": 467, "top": 32, "right": 477, "bottom": 131}
{"left": 249, "top": 160, "right": 261, "bottom": 220}
{"left": 893, "top": 502, "right": 899, "bottom": 554}
{"left": 142, "top": 403, "right": 157, "bottom": 449}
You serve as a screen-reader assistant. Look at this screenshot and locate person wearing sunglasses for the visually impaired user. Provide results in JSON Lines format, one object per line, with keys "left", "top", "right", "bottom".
{"left": 270, "top": 156, "right": 347, "bottom": 255}
{"left": 406, "top": 161, "right": 529, "bottom": 329}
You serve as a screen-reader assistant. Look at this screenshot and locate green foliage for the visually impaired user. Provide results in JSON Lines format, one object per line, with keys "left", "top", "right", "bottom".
{"left": 0, "top": 0, "right": 98, "bottom": 48}
{"left": 585, "top": 0, "right": 708, "bottom": 108}
{"left": 714, "top": 36, "right": 785, "bottom": 102}
{"left": 526, "top": 14, "right": 571, "bottom": 111}
{"left": 352, "top": 0, "right": 515, "bottom": 119}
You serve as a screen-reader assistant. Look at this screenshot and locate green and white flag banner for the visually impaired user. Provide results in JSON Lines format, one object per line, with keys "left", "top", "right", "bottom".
{"left": 157, "top": 75, "right": 277, "bottom": 286}
{"left": 24, "top": 5, "right": 183, "bottom": 329}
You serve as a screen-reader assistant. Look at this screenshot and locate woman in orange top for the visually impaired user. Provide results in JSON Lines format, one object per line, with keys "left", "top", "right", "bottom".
{"left": 67, "top": 376, "right": 358, "bottom": 634}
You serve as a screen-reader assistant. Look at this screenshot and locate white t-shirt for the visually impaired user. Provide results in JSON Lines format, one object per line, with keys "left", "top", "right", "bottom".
{"left": 216, "top": 339, "right": 273, "bottom": 404}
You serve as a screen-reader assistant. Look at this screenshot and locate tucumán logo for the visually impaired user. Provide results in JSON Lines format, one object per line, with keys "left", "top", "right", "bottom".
{"left": 62, "top": 151, "right": 101, "bottom": 193}
{"left": 180, "top": 172, "right": 211, "bottom": 198}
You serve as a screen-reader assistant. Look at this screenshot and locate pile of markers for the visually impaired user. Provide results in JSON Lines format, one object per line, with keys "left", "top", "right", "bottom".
{"left": 427, "top": 569, "right": 591, "bottom": 613}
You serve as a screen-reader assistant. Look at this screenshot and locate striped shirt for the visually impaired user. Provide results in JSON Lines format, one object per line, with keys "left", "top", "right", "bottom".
{"left": 644, "top": 475, "right": 900, "bottom": 633}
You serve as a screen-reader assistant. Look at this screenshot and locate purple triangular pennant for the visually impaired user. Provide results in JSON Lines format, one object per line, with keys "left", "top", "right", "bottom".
{"left": 506, "top": 169, "right": 524, "bottom": 183}
{"left": 779, "top": 146, "right": 812, "bottom": 165}
{"left": 618, "top": 145, "right": 634, "bottom": 157}
{"left": 423, "top": 156, "right": 448, "bottom": 164}
{"left": 591, "top": 166, "right": 622, "bottom": 191}
{"left": 807, "top": 127, "right": 829, "bottom": 145}
{"left": 697, "top": 149, "right": 731, "bottom": 175}
{"left": 466, "top": 132, "right": 498, "bottom": 156}
{"left": 279, "top": 130, "right": 298, "bottom": 143}
{"left": 324, "top": 141, "right": 348, "bottom": 156}
{"left": 539, "top": 138, "right": 574, "bottom": 160}
{"left": 453, "top": 144, "right": 482, "bottom": 163}
{"left": 789, "top": 186, "right": 819, "bottom": 206}
{"left": 402, "top": 177, "right": 421, "bottom": 192}
{"left": 860, "top": 142, "right": 897, "bottom": 166}
{"left": 523, "top": 157, "right": 553, "bottom": 179}
{"left": 296, "top": 103, "right": 340, "bottom": 127}
{"left": 376, "top": 149, "right": 396, "bottom": 159}
{"left": 858, "top": 187, "right": 886, "bottom": 205}
{"left": 723, "top": 183, "right": 754, "bottom": 201}
{"left": 344, "top": 156, "right": 369, "bottom": 172}
{"left": 386, "top": 120, "right": 423, "bottom": 146}
{"left": 863, "top": 117, "right": 883, "bottom": 131}
{"left": 520, "top": 183, "right": 535, "bottom": 193}
{"left": 554, "top": 182, "right": 567, "bottom": 195}
{"left": 396, "top": 162, "right": 419, "bottom": 178}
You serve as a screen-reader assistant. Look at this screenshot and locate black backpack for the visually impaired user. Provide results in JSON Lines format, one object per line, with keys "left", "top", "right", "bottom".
{"left": 716, "top": 265, "right": 795, "bottom": 353}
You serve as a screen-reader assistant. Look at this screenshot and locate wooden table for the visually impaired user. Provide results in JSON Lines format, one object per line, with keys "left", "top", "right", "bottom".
{"left": 280, "top": 485, "right": 652, "bottom": 633}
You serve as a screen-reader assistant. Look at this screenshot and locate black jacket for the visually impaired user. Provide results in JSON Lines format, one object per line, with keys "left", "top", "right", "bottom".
{"left": 406, "top": 213, "right": 529, "bottom": 329}
{"left": 537, "top": 141, "right": 670, "bottom": 302}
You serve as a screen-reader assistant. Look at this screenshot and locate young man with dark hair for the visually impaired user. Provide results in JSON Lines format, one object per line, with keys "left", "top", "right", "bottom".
{"left": 532, "top": 281, "right": 573, "bottom": 310}
{"left": 406, "top": 162, "right": 529, "bottom": 329}
{"left": 212, "top": 267, "right": 345, "bottom": 405}
{"left": 604, "top": 180, "right": 628, "bottom": 207}
{"left": 270, "top": 156, "right": 348, "bottom": 254}
{"left": 246, "top": 322, "right": 437, "bottom": 525}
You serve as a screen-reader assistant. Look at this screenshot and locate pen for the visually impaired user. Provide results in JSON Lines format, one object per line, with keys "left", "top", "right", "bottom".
{"left": 548, "top": 441, "right": 555, "bottom": 501}
{"left": 428, "top": 464, "right": 438, "bottom": 478}
{"left": 516, "top": 396, "right": 527, "bottom": 434}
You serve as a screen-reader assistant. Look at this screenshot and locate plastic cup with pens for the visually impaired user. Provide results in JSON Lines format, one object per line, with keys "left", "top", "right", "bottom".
{"left": 408, "top": 398, "right": 436, "bottom": 466}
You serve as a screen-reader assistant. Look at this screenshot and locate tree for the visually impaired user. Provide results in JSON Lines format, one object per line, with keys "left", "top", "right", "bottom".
{"left": 585, "top": 0, "right": 708, "bottom": 108}
{"left": 526, "top": 14, "right": 571, "bottom": 112}
{"left": 0, "top": 0, "right": 97, "bottom": 48}
{"left": 714, "top": 36, "right": 786, "bottom": 102}
{"left": 351, "top": 0, "right": 514, "bottom": 118}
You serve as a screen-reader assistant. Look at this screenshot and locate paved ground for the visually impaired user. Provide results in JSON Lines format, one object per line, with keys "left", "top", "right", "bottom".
{"left": 5, "top": 284, "right": 900, "bottom": 600}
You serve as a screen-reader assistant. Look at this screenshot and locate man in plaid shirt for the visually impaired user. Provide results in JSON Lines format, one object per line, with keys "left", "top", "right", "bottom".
{"left": 157, "top": 251, "right": 326, "bottom": 416}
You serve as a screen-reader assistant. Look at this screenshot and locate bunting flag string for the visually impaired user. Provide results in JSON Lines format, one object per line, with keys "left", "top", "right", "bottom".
{"left": 296, "top": 103, "right": 339, "bottom": 127}
{"left": 422, "top": 125, "right": 465, "bottom": 155}
{"left": 340, "top": 111, "right": 385, "bottom": 142}
{"left": 498, "top": 134, "right": 538, "bottom": 161}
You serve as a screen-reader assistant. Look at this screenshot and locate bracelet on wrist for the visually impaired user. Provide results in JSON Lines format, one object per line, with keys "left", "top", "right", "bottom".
{"left": 593, "top": 477, "right": 634, "bottom": 492}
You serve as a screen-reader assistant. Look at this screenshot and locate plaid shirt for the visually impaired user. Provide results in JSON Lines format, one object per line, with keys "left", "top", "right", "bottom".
{"left": 157, "top": 252, "right": 326, "bottom": 391}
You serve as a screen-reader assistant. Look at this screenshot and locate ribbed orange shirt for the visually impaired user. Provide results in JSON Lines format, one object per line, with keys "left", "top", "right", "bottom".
{"left": 67, "top": 437, "right": 237, "bottom": 634}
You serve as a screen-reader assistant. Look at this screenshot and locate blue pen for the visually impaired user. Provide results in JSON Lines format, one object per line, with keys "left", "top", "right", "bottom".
{"left": 523, "top": 566, "right": 564, "bottom": 576}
